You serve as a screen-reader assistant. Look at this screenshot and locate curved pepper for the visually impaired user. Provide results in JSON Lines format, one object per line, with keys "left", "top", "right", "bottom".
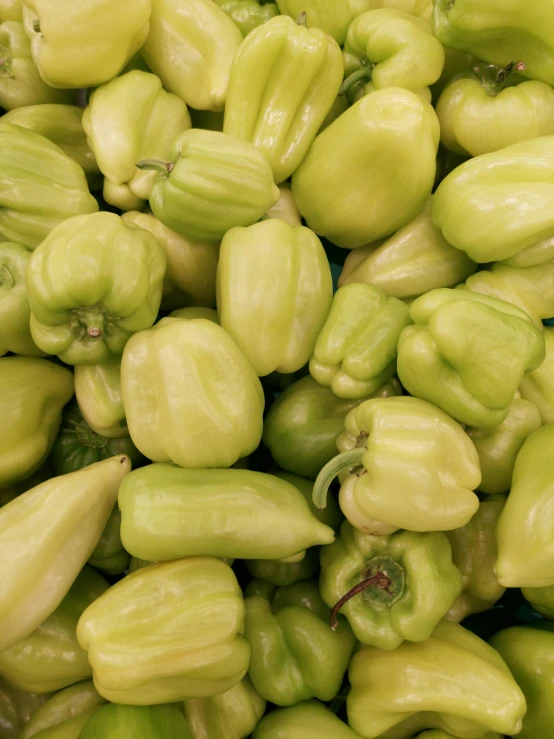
{"left": 74, "top": 358, "right": 127, "bottom": 439}
{"left": 253, "top": 700, "right": 360, "bottom": 739}
{"left": 309, "top": 283, "right": 409, "bottom": 399}
{"left": 77, "top": 558, "right": 250, "bottom": 705}
{"left": 432, "top": 136, "right": 554, "bottom": 266}
{"left": 214, "top": 0, "right": 278, "bottom": 37}
{"left": 217, "top": 219, "right": 333, "bottom": 376}
{"left": 0, "top": 122, "right": 98, "bottom": 250}
{"left": 397, "top": 288, "right": 545, "bottom": 428}
{"left": 313, "top": 396, "right": 481, "bottom": 534}
{"left": 140, "top": 0, "right": 242, "bottom": 111}
{"left": 121, "top": 317, "right": 264, "bottom": 469}
{"left": 519, "top": 326, "right": 554, "bottom": 423}
{"left": 79, "top": 703, "right": 193, "bottom": 739}
{"left": 0, "top": 678, "right": 47, "bottom": 739}
{"left": 26, "top": 212, "right": 166, "bottom": 365}
{"left": 320, "top": 520, "right": 461, "bottom": 649}
{"left": 347, "top": 620, "right": 526, "bottom": 738}
{"left": 0, "top": 0, "right": 21, "bottom": 21}
{"left": 22, "top": 0, "right": 151, "bottom": 88}
{"left": 291, "top": 87, "right": 439, "bottom": 249}
{"left": 19, "top": 682, "right": 106, "bottom": 739}
{"left": 223, "top": 15, "right": 343, "bottom": 184}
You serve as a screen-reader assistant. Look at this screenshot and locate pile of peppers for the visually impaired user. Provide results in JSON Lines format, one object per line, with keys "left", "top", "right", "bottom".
{"left": 2, "top": 0, "right": 554, "bottom": 737}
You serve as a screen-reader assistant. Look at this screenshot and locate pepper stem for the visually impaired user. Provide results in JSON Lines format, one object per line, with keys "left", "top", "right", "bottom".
{"left": 339, "top": 56, "right": 373, "bottom": 96}
{"left": 330, "top": 571, "right": 392, "bottom": 631}
{"left": 481, "top": 60, "right": 526, "bottom": 96}
{"left": 312, "top": 448, "right": 365, "bottom": 511}
{"left": 296, "top": 11, "right": 307, "bottom": 26}
{"left": 87, "top": 327, "right": 102, "bottom": 338}
{"left": 136, "top": 159, "right": 175, "bottom": 175}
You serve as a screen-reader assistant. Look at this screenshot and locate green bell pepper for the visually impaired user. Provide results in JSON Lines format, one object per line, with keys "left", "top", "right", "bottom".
{"left": 397, "top": 288, "right": 546, "bottom": 428}
{"left": 0, "top": 455, "right": 131, "bottom": 653}
{"left": 22, "top": 0, "right": 152, "bottom": 88}
{"left": 82, "top": 70, "right": 191, "bottom": 211}
{"left": 0, "top": 21, "right": 73, "bottom": 109}
{"left": 0, "top": 678, "right": 48, "bottom": 739}
{"left": 496, "top": 423, "right": 554, "bottom": 587}
{"left": 244, "top": 579, "right": 355, "bottom": 705}
{"left": 0, "top": 566, "right": 108, "bottom": 694}
{"left": 313, "top": 396, "right": 481, "bottom": 534}
{"left": 122, "top": 211, "right": 219, "bottom": 312}
{"left": 347, "top": 620, "right": 526, "bottom": 738}
{"left": 338, "top": 199, "right": 476, "bottom": 299}
{"left": 118, "top": 463, "right": 335, "bottom": 561}
{"left": 74, "top": 358, "right": 127, "bottom": 439}
{"left": 77, "top": 558, "right": 250, "bottom": 705}
{"left": 26, "top": 212, "right": 166, "bottom": 365}
{"left": 519, "top": 326, "right": 554, "bottom": 423}
{"left": 183, "top": 676, "right": 265, "bottom": 739}
{"left": 445, "top": 495, "right": 506, "bottom": 623}
{"left": 214, "top": 0, "right": 278, "bottom": 37}
{"left": 320, "top": 521, "right": 461, "bottom": 649}
{"left": 291, "top": 87, "right": 439, "bottom": 249}
{"left": 140, "top": 0, "right": 242, "bottom": 111}
{"left": 253, "top": 700, "right": 361, "bottom": 739}
{"left": 217, "top": 219, "right": 333, "bottom": 376}
{"left": 223, "top": 15, "right": 343, "bottom": 184}
{"left": 121, "top": 317, "right": 264, "bottom": 468}
{"left": 79, "top": 703, "right": 193, "bottom": 739}
{"left": 309, "top": 283, "right": 409, "bottom": 399}
{"left": 467, "top": 396, "right": 542, "bottom": 494}
{"left": 432, "top": 136, "right": 554, "bottom": 266}
{"left": 0, "top": 122, "right": 98, "bottom": 250}
{"left": 490, "top": 624, "right": 554, "bottom": 739}
{"left": 0, "top": 0, "right": 21, "bottom": 21}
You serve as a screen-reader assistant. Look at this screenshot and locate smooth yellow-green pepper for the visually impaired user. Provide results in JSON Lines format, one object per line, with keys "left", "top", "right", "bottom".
{"left": 520, "top": 326, "right": 554, "bottom": 423}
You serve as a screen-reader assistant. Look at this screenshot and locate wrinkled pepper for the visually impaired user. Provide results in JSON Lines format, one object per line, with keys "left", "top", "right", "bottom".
{"left": 253, "top": 700, "right": 360, "bottom": 739}
{"left": 79, "top": 703, "right": 193, "bottom": 739}
{"left": 519, "top": 326, "right": 554, "bottom": 423}
{"left": 214, "top": 0, "right": 279, "bottom": 37}
{"left": 74, "top": 358, "right": 128, "bottom": 439}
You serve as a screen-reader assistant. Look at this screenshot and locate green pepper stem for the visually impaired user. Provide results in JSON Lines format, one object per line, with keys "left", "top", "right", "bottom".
{"left": 136, "top": 159, "right": 175, "bottom": 175}
{"left": 481, "top": 60, "right": 526, "bottom": 96}
{"left": 339, "top": 66, "right": 371, "bottom": 96}
{"left": 330, "top": 572, "right": 392, "bottom": 631}
{"left": 312, "top": 448, "right": 365, "bottom": 511}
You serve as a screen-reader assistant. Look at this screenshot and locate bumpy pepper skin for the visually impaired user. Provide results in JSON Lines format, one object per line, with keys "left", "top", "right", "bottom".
{"left": 244, "top": 580, "right": 355, "bottom": 706}
{"left": 496, "top": 423, "right": 554, "bottom": 587}
{"left": 397, "top": 288, "right": 545, "bottom": 428}
{"left": 83, "top": 71, "right": 191, "bottom": 211}
{"left": 146, "top": 129, "right": 279, "bottom": 242}
{"left": 26, "top": 212, "right": 166, "bottom": 365}
{"left": 140, "top": 0, "right": 242, "bottom": 111}
{"left": 347, "top": 620, "right": 526, "bottom": 738}
{"left": 0, "top": 566, "right": 108, "bottom": 694}
{"left": 445, "top": 495, "right": 506, "bottom": 623}
{"left": 253, "top": 700, "right": 360, "bottom": 739}
{"left": 338, "top": 199, "right": 476, "bottom": 299}
{"left": 291, "top": 88, "right": 439, "bottom": 249}
{"left": 309, "top": 283, "right": 409, "bottom": 399}
{"left": 184, "top": 676, "right": 265, "bottom": 739}
{"left": 214, "top": 0, "right": 278, "bottom": 36}
{"left": 77, "top": 558, "right": 250, "bottom": 705}
{"left": 121, "top": 317, "right": 264, "bottom": 469}
{"left": 520, "top": 326, "right": 554, "bottom": 422}
{"left": 217, "top": 219, "right": 333, "bottom": 376}
{"left": 223, "top": 16, "right": 343, "bottom": 184}
{"left": 467, "top": 397, "right": 542, "bottom": 494}
{"left": 22, "top": 0, "right": 151, "bottom": 88}
{"left": 0, "top": 21, "right": 72, "bottom": 109}
{"left": 320, "top": 521, "right": 461, "bottom": 649}
{"left": 118, "top": 464, "right": 335, "bottom": 561}
{"left": 79, "top": 703, "right": 193, "bottom": 739}
{"left": 0, "top": 122, "right": 98, "bottom": 250}
{"left": 0, "top": 455, "right": 131, "bottom": 653}
{"left": 432, "top": 136, "right": 554, "bottom": 266}
{"left": 0, "top": 0, "right": 21, "bottom": 21}
{"left": 0, "top": 356, "right": 73, "bottom": 485}
{"left": 122, "top": 211, "right": 219, "bottom": 312}
{"left": 74, "top": 359, "right": 127, "bottom": 439}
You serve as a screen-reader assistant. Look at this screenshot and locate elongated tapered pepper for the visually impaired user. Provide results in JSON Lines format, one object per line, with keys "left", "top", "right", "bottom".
{"left": 214, "top": 0, "right": 278, "bottom": 37}
{"left": 253, "top": 700, "right": 360, "bottom": 739}
{"left": 519, "top": 326, "right": 554, "bottom": 423}
{"left": 19, "top": 682, "right": 106, "bottom": 739}
{"left": 74, "top": 358, "right": 127, "bottom": 438}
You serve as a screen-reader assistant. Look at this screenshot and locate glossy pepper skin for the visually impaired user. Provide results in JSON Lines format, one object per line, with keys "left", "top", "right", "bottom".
{"left": 320, "top": 521, "right": 461, "bottom": 649}
{"left": 223, "top": 16, "right": 343, "bottom": 184}
{"left": 309, "top": 283, "right": 409, "bottom": 399}
{"left": 397, "top": 288, "right": 545, "bottom": 428}
{"left": 445, "top": 495, "right": 506, "bottom": 623}
{"left": 0, "top": 0, "right": 21, "bottom": 21}
{"left": 74, "top": 358, "right": 128, "bottom": 438}
{"left": 217, "top": 219, "right": 333, "bottom": 376}
{"left": 338, "top": 198, "right": 476, "bottom": 299}
{"left": 496, "top": 423, "right": 554, "bottom": 587}
{"left": 347, "top": 620, "right": 526, "bottom": 738}
{"left": 214, "top": 0, "right": 278, "bottom": 36}
{"left": 121, "top": 317, "right": 264, "bottom": 469}
{"left": 83, "top": 71, "right": 191, "bottom": 211}
{"left": 145, "top": 129, "right": 279, "bottom": 242}
{"left": 520, "top": 326, "right": 554, "bottom": 422}
{"left": 0, "top": 122, "right": 98, "bottom": 250}
{"left": 314, "top": 396, "right": 480, "bottom": 535}
{"left": 253, "top": 700, "right": 361, "bottom": 739}
{"left": 291, "top": 87, "right": 439, "bottom": 249}
{"left": 432, "top": 136, "right": 554, "bottom": 266}
{"left": 77, "top": 558, "right": 250, "bottom": 705}
{"left": 22, "top": 0, "right": 152, "bottom": 88}
{"left": 0, "top": 356, "right": 73, "bottom": 486}
{"left": 26, "top": 212, "right": 166, "bottom": 365}
{"left": 0, "top": 455, "right": 131, "bottom": 653}
{"left": 0, "top": 566, "right": 109, "bottom": 694}
{"left": 0, "top": 21, "right": 73, "bottom": 109}
{"left": 244, "top": 580, "right": 355, "bottom": 706}
{"left": 140, "top": 0, "right": 242, "bottom": 111}
{"left": 79, "top": 703, "right": 193, "bottom": 739}
{"left": 119, "top": 464, "right": 335, "bottom": 561}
